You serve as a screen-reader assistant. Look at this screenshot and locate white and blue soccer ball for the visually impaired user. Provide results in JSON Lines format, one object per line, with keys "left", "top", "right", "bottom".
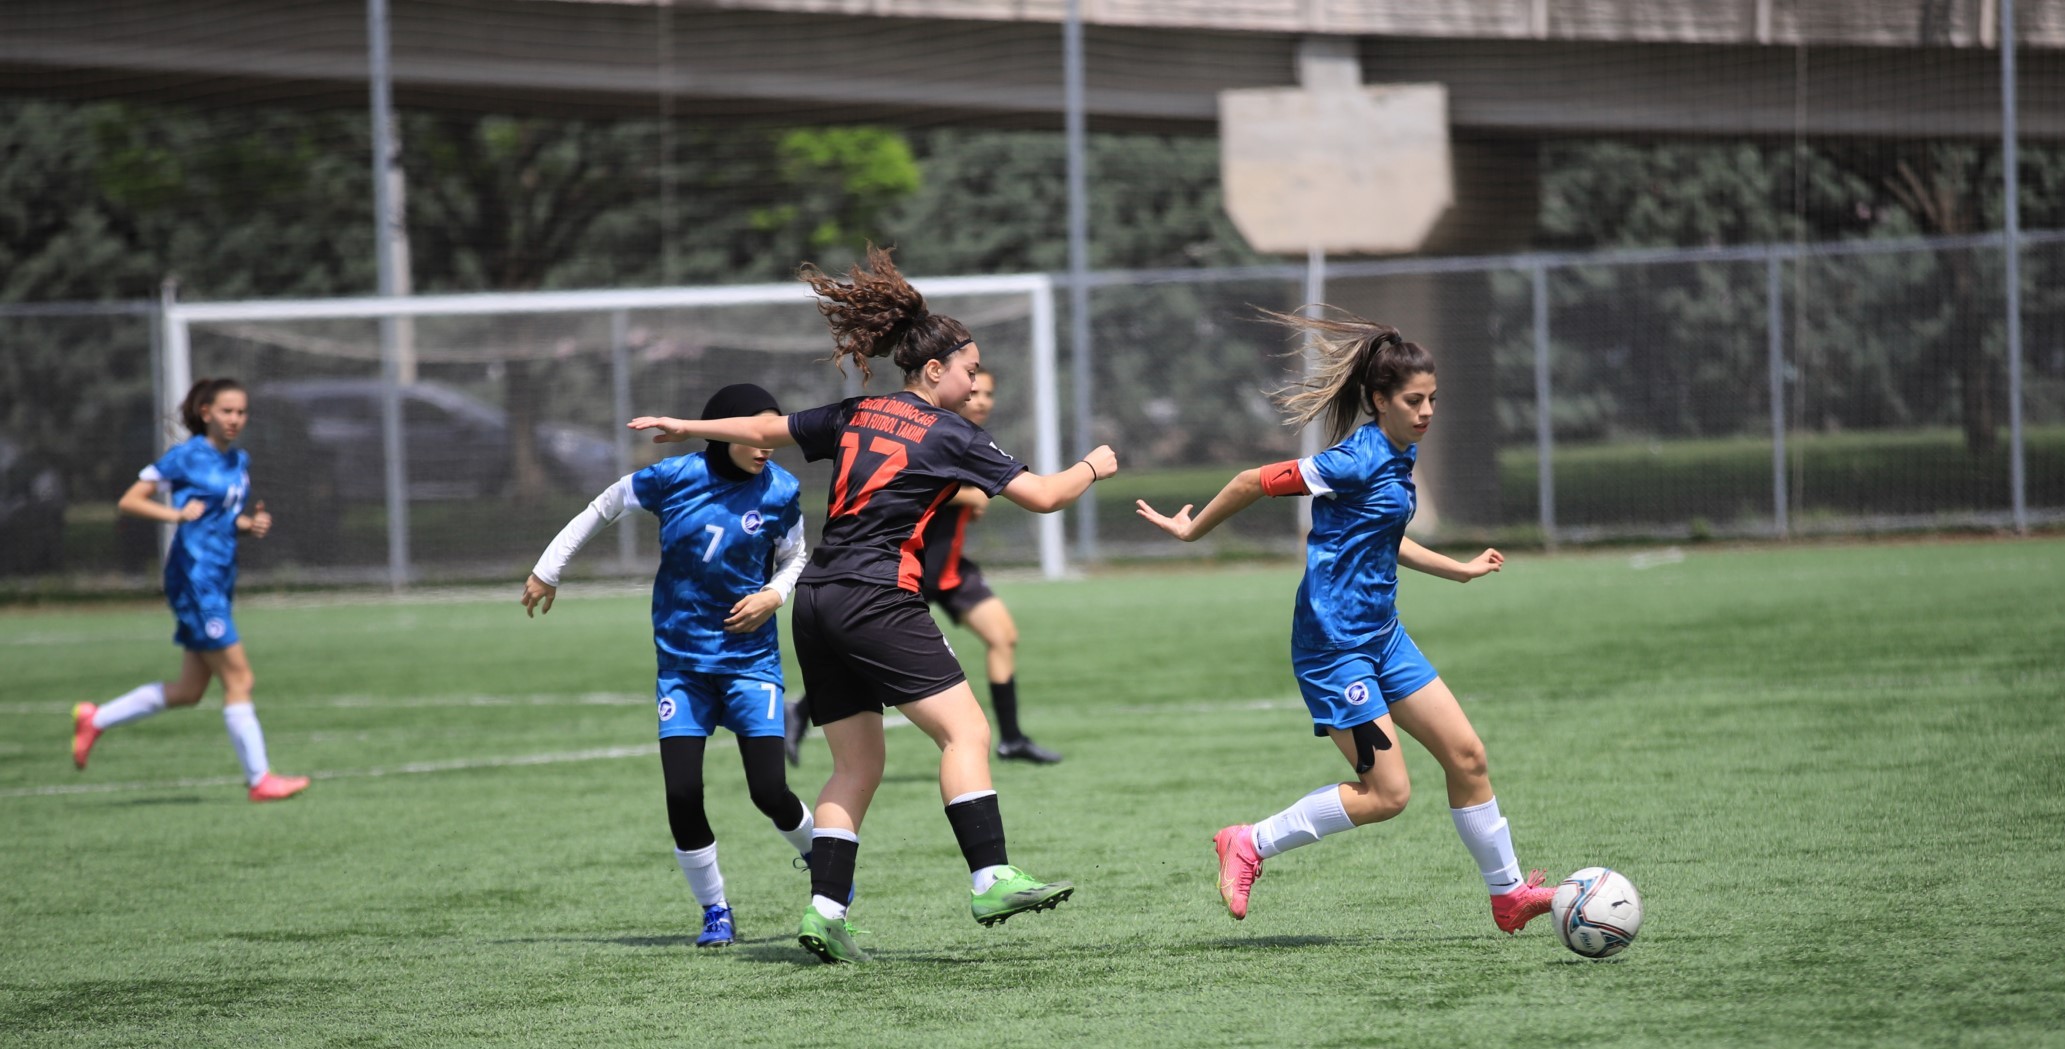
{"left": 1551, "top": 867, "right": 1643, "bottom": 958}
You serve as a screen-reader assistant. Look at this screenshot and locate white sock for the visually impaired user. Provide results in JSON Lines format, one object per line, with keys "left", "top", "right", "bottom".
{"left": 972, "top": 864, "right": 1010, "bottom": 894}
{"left": 1450, "top": 797, "right": 1524, "bottom": 894}
{"left": 810, "top": 894, "right": 847, "bottom": 920}
{"left": 221, "top": 704, "right": 270, "bottom": 787}
{"left": 94, "top": 682, "right": 167, "bottom": 729}
{"left": 777, "top": 799, "right": 815, "bottom": 857}
{"left": 674, "top": 844, "right": 727, "bottom": 908}
{"left": 1253, "top": 784, "right": 1356, "bottom": 859}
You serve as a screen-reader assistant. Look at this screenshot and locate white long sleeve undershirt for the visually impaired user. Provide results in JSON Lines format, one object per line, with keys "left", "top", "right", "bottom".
{"left": 529, "top": 474, "right": 809, "bottom": 605}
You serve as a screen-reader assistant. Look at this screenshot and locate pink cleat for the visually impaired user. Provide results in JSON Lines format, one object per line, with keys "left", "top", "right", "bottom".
{"left": 1491, "top": 869, "right": 1557, "bottom": 934}
{"left": 248, "top": 772, "right": 311, "bottom": 803}
{"left": 1213, "top": 824, "right": 1264, "bottom": 920}
{"left": 71, "top": 703, "right": 102, "bottom": 771}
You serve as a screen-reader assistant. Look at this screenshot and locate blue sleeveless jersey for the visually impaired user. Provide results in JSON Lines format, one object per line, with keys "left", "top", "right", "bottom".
{"left": 632, "top": 453, "right": 803, "bottom": 675}
{"left": 142, "top": 436, "right": 250, "bottom": 600}
{"left": 1292, "top": 423, "right": 1418, "bottom": 651}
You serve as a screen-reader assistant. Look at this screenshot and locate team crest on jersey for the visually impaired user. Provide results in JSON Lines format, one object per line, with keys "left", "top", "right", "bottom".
{"left": 1344, "top": 681, "right": 1371, "bottom": 706}
{"left": 204, "top": 618, "right": 227, "bottom": 640}
{"left": 740, "top": 510, "right": 764, "bottom": 535}
{"left": 657, "top": 698, "right": 677, "bottom": 721}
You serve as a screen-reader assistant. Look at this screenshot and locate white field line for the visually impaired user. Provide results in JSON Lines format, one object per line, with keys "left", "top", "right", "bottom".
{"left": 0, "top": 716, "right": 911, "bottom": 800}
{"left": 0, "top": 693, "right": 649, "bottom": 716}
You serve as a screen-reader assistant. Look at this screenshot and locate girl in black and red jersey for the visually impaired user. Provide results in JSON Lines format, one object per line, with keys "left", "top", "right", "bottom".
{"left": 629, "top": 245, "right": 1116, "bottom": 964}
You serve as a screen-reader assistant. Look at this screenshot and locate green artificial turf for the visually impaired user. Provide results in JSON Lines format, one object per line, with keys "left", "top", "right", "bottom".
{"left": 4, "top": 538, "right": 2063, "bottom": 1047}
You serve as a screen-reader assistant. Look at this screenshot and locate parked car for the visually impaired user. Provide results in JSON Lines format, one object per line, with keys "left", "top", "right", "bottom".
{"left": 255, "top": 380, "right": 619, "bottom": 502}
{"left": 0, "top": 432, "right": 65, "bottom": 575}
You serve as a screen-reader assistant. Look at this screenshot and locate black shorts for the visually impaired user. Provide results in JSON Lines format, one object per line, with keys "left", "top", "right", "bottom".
{"left": 922, "top": 561, "right": 996, "bottom": 626}
{"left": 792, "top": 579, "right": 968, "bottom": 726}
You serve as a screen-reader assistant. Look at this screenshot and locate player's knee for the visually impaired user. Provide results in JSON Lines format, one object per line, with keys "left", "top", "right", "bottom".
{"left": 165, "top": 683, "right": 205, "bottom": 706}
{"left": 1344, "top": 780, "right": 1410, "bottom": 824}
{"left": 1447, "top": 738, "right": 1488, "bottom": 782}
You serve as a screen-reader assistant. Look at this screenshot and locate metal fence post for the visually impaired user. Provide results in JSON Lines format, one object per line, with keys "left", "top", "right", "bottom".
{"left": 1767, "top": 253, "right": 1789, "bottom": 538}
{"left": 1297, "top": 246, "right": 1326, "bottom": 535}
{"left": 1532, "top": 262, "right": 1556, "bottom": 550}
{"left": 611, "top": 309, "right": 636, "bottom": 572}
{"left": 1064, "top": 0, "right": 1097, "bottom": 561}
{"left": 2003, "top": 0, "right": 2028, "bottom": 533}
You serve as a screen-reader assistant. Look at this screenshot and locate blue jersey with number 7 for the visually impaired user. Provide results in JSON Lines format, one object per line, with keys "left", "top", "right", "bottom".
{"left": 631, "top": 453, "right": 803, "bottom": 674}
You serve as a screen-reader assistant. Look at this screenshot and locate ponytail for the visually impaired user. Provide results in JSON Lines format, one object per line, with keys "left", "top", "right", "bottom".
{"left": 799, "top": 244, "right": 974, "bottom": 383}
{"left": 1265, "top": 308, "right": 1435, "bottom": 444}
{"left": 179, "top": 377, "right": 245, "bottom": 436}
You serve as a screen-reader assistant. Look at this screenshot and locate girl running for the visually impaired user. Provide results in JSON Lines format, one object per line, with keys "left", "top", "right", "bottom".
{"left": 630, "top": 245, "right": 1116, "bottom": 964}
{"left": 1134, "top": 310, "right": 1559, "bottom": 934}
{"left": 72, "top": 378, "right": 309, "bottom": 803}
{"left": 522, "top": 383, "right": 818, "bottom": 949}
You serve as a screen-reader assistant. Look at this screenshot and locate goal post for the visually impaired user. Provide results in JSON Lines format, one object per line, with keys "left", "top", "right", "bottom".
{"left": 161, "top": 273, "right": 1067, "bottom": 587}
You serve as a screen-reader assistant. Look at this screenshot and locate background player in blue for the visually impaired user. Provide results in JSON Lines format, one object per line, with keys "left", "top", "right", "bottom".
{"left": 629, "top": 245, "right": 1117, "bottom": 964}
{"left": 71, "top": 378, "right": 310, "bottom": 803}
{"left": 1135, "top": 309, "right": 1560, "bottom": 935}
{"left": 521, "top": 384, "right": 817, "bottom": 949}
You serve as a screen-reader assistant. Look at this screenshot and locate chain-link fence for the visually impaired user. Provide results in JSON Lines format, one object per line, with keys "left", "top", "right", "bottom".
{"left": 4, "top": 230, "right": 2059, "bottom": 591}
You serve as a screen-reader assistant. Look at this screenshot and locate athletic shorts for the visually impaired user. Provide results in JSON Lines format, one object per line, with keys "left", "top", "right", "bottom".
{"left": 1291, "top": 625, "right": 1439, "bottom": 737}
{"left": 792, "top": 579, "right": 967, "bottom": 726}
{"left": 656, "top": 667, "right": 786, "bottom": 739}
{"left": 168, "top": 586, "right": 238, "bottom": 652}
{"left": 923, "top": 560, "right": 996, "bottom": 625}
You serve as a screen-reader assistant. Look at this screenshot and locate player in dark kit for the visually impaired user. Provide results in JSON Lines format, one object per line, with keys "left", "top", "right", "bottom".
{"left": 630, "top": 245, "right": 1117, "bottom": 964}
{"left": 784, "top": 368, "right": 1061, "bottom": 766}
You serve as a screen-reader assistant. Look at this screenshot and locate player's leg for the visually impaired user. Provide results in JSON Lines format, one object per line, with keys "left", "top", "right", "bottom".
{"left": 199, "top": 643, "right": 307, "bottom": 802}
{"left": 659, "top": 672, "right": 737, "bottom": 945}
{"left": 1386, "top": 669, "right": 1554, "bottom": 932}
{"left": 73, "top": 652, "right": 210, "bottom": 770}
{"left": 782, "top": 693, "right": 811, "bottom": 767}
{"left": 722, "top": 676, "right": 815, "bottom": 860}
{"left": 962, "top": 596, "right": 1059, "bottom": 764}
{"left": 796, "top": 710, "right": 882, "bottom": 962}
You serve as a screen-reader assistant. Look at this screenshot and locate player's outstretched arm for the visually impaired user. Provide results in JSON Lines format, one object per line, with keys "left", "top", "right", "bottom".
{"left": 627, "top": 414, "right": 796, "bottom": 449}
{"left": 998, "top": 444, "right": 1117, "bottom": 514}
{"left": 1399, "top": 537, "right": 1503, "bottom": 583}
{"left": 1136, "top": 468, "right": 1263, "bottom": 542}
{"left": 524, "top": 475, "right": 640, "bottom": 617}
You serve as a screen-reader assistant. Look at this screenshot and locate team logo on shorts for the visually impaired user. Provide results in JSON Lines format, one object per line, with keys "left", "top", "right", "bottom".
{"left": 204, "top": 618, "right": 227, "bottom": 640}
{"left": 657, "top": 698, "right": 677, "bottom": 721}
{"left": 740, "top": 510, "right": 764, "bottom": 535}
{"left": 1344, "top": 681, "right": 1371, "bottom": 706}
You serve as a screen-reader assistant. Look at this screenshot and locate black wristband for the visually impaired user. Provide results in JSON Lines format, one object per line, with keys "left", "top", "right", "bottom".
{"left": 1077, "top": 458, "right": 1100, "bottom": 482}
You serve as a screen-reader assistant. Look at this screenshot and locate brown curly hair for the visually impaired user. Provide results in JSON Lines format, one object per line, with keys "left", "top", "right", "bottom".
{"left": 798, "top": 244, "right": 974, "bottom": 383}
{"left": 1265, "top": 307, "right": 1436, "bottom": 444}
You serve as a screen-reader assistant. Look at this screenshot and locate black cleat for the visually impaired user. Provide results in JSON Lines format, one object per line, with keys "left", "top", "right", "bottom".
{"left": 995, "top": 736, "right": 1062, "bottom": 764}
{"left": 783, "top": 696, "right": 810, "bottom": 767}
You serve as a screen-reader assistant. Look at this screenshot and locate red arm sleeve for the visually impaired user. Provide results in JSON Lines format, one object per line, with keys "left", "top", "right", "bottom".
{"left": 1258, "top": 460, "right": 1310, "bottom": 498}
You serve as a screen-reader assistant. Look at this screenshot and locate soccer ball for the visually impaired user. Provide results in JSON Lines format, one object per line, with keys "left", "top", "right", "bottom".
{"left": 1550, "top": 867, "right": 1643, "bottom": 958}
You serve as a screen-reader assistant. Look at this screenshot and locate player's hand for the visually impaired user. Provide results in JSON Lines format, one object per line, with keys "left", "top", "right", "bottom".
{"left": 243, "top": 501, "right": 272, "bottom": 539}
{"left": 1134, "top": 499, "right": 1197, "bottom": 542}
{"left": 627, "top": 416, "right": 695, "bottom": 444}
{"left": 178, "top": 499, "right": 206, "bottom": 522}
{"left": 1081, "top": 444, "right": 1118, "bottom": 481}
{"left": 724, "top": 589, "right": 783, "bottom": 633}
{"left": 1458, "top": 548, "right": 1504, "bottom": 581}
{"left": 521, "top": 574, "right": 557, "bottom": 617}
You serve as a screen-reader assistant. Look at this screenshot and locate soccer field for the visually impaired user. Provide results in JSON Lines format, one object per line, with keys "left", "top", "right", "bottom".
{"left": 5, "top": 539, "right": 2064, "bottom": 1048}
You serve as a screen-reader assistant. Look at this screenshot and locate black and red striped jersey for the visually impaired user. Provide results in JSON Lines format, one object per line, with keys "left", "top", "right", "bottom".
{"left": 787, "top": 391, "right": 1026, "bottom": 591}
{"left": 918, "top": 503, "right": 977, "bottom": 593}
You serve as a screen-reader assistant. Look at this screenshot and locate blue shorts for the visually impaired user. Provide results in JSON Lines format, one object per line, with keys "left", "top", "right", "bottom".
{"left": 169, "top": 587, "right": 238, "bottom": 652}
{"left": 656, "top": 668, "right": 786, "bottom": 739}
{"left": 1291, "top": 626, "right": 1440, "bottom": 737}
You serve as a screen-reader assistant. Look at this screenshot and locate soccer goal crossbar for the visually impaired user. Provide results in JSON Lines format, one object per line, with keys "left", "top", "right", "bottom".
{"left": 161, "top": 273, "right": 1067, "bottom": 586}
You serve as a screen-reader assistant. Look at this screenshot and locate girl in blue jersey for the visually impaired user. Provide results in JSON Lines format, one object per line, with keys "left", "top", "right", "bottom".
{"left": 72, "top": 378, "right": 309, "bottom": 803}
{"left": 629, "top": 245, "right": 1116, "bottom": 964}
{"left": 522, "top": 384, "right": 818, "bottom": 949}
{"left": 1135, "top": 309, "right": 1559, "bottom": 935}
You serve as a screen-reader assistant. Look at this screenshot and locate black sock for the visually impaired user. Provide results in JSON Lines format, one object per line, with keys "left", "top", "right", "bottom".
{"left": 989, "top": 677, "right": 1022, "bottom": 742}
{"left": 945, "top": 792, "right": 1009, "bottom": 872}
{"left": 809, "top": 834, "right": 859, "bottom": 905}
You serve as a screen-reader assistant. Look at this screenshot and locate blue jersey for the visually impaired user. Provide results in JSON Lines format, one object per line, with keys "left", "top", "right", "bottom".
{"left": 632, "top": 453, "right": 804, "bottom": 675}
{"left": 1290, "top": 423, "right": 1417, "bottom": 650}
{"left": 142, "top": 436, "right": 250, "bottom": 599}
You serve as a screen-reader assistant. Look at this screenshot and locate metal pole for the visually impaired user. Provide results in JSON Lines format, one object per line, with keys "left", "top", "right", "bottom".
{"left": 1767, "top": 254, "right": 1789, "bottom": 538}
{"left": 611, "top": 310, "right": 636, "bottom": 572}
{"left": 1532, "top": 263, "right": 1556, "bottom": 550}
{"left": 157, "top": 281, "right": 183, "bottom": 566}
{"left": 1030, "top": 278, "right": 1066, "bottom": 579}
{"left": 368, "top": 0, "right": 410, "bottom": 588}
{"left": 2003, "top": 0, "right": 2028, "bottom": 533}
{"left": 1064, "top": 0, "right": 1096, "bottom": 561}
{"left": 1297, "top": 246, "right": 1326, "bottom": 535}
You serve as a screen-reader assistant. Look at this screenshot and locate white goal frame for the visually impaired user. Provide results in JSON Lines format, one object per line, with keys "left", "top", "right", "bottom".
{"left": 162, "top": 274, "right": 1067, "bottom": 586}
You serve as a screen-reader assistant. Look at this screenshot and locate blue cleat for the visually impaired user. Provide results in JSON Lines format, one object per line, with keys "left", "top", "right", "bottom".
{"left": 696, "top": 905, "right": 735, "bottom": 948}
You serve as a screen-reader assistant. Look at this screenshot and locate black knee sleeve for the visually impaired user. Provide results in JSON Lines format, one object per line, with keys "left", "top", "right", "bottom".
{"left": 658, "top": 736, "right": 713, "bottom": 851}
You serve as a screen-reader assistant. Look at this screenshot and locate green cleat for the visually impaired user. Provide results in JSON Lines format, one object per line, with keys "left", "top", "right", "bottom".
{"left": 797, "top": 907, "right": 870, "bottom": 964}
{"left": 970, "top": 866, "right": 1074, "bottom": 927}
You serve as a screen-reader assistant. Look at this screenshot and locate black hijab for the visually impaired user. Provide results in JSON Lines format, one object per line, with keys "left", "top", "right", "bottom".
{"left": 701, "top": 383, "right": 782, "bottom": 481}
